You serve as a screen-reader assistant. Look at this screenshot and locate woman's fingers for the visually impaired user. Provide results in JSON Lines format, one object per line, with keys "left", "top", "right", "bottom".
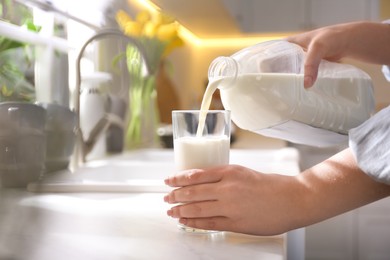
{"left": 179, "top": 216, "right": 230, "bottom": 232}
{"left": 167, "top": 200, "right": 222, "bottom": 218}
{"left": 302, "top": 60, "right": 320, "bottom": 88}
{"left": 286, "top": 32, "right": 324, "bottom": 88}
{"left": 303, "top": 42, "right": 325, "bottom": 88}
{"left": 164, "top": 182, "right": 219, "bottom": 203}
{"left": 165, "top": 167, "right": 224, "bottom": 187}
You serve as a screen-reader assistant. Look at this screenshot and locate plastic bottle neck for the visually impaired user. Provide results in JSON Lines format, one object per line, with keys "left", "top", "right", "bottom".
{"left": 208, "top": 56, "right": 238, "bottom": 89}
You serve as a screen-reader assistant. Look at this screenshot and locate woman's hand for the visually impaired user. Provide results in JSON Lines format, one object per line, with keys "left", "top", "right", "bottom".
{"left": 287, "top": 24, "right": 349, "bottom": 88}
{"left": 287, "top": 21, "right": 390, "bottom": 88}
{"left": 164, "top": 149, "right": 390, "bottom": 236}
{"left": 164, "top": 165, "right": 302, "bottom": 236}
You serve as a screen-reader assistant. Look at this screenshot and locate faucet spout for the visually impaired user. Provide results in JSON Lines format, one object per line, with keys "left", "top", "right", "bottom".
{"left": 82, "top": 113, "right": 124, "bottom": 160}
{"left": 71, "top": 29, "right": 151, "bottom": 169}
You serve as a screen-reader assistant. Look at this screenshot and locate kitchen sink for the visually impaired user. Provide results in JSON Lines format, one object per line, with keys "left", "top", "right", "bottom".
{"left": 27, "top": 148, "right": 299, "bottom": 193}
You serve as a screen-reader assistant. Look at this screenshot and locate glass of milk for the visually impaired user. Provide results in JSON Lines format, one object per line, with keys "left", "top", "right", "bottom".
{"left": 172, "top": 110, "right": 231, "bottom": 233}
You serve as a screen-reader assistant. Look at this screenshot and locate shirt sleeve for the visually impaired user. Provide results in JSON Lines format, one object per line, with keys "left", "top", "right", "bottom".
{"left": 349, "top": 105, "right": 390, "bottom": 185}
{"left": 348, "top": 20, "right": 390, "bottom": 184}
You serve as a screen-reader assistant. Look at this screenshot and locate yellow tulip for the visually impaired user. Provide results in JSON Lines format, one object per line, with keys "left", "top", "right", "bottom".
{"left": 136, "top": 10, "right": 151, "bottom": 25}
{"left": 116, "top": 10, "right": 133, "bottom": 31}
{"left": 142, "top": 21, "right": 157, "bottom": 38}
{"left": 163, "top": 36, "right": 184, "bottom": 57}
{"left": 124, "top": 21, "right": 142, "bottom": 37}
{"left": 153, "top": 12, "right": 175, "bottom": 26}
{"left": 115, "top": 9, "right": 184, "bottom": 63}
{"left": 156, "top": 23, "right": 178, "bottom": 42}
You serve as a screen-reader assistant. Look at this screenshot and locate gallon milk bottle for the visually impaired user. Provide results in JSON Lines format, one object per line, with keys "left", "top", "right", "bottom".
{"left": 208, "top": 40, "right": 375, "bottom": 147}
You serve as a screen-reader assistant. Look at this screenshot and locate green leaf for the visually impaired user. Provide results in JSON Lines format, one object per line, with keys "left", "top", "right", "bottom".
{"left": 111, "top": 52, "right": 126, "bottom": 74}
{"left": 0, "top": 36, "right": 25, "bottom": 52}
{"left": 1, "top": 85, "right": 12, "bottom": 96}
{"left": 23, "top": 19, "right": 41, "bottom": 33}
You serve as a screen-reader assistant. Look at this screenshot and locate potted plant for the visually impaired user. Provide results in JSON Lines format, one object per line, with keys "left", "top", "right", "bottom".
{"left": 0, "top": 1, "right": 39, "bottom": 102}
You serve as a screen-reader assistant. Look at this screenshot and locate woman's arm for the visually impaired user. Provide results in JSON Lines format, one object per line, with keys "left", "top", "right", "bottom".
{"left": 164, "top": 148, "right": 390, "bottom": 236}
{"left": 294, "top": 148, "right": 390, "bottom": 228}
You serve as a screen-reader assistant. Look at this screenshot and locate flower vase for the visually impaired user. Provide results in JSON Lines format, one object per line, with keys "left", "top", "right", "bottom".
{"left": 116, "top": 8, "right": 184, "bottom": 149}
{"left": 125, "top": 73, "right": 160, "bottom": 150}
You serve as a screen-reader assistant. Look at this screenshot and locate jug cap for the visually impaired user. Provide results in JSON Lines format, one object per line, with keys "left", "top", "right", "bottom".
{"left": 208, "top": 56, "right": 238, "bottom": 88}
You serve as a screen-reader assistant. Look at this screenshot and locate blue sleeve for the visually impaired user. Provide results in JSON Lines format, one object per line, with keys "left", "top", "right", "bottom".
{"left": 349, "top": 105, "right": 390, "bottom": 185}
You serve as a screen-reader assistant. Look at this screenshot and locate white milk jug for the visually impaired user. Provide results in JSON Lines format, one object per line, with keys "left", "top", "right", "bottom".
{"left": 207, "top": 40, "right": 375, "bottom": 147}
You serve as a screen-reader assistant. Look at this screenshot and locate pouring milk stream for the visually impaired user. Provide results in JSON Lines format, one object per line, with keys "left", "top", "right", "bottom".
{"left": 196, "top": 80, "right": 220, "bottom": 137}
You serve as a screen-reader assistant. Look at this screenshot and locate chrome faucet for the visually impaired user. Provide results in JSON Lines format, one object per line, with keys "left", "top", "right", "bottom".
{"left": 71, "top": 29, "right": 151, "bottom": 169}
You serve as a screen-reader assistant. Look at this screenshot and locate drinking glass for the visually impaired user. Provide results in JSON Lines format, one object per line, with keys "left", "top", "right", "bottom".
{"left": 172, "top": 110, "right": 231, "bottom": 233}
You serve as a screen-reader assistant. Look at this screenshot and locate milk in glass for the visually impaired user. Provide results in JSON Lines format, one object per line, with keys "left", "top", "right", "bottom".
{"left": 174, "top": 136, "right": 230, "bottom": 170}
{"left": 174, "top": 78, "right": 230, "bottom": 171}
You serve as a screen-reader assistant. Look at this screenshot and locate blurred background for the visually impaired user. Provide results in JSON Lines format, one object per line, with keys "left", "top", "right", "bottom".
{"left": 1, "top": 1, "right": 390, "bottom": 259}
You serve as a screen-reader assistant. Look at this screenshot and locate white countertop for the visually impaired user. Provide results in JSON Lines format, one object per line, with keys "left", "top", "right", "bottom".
{"left": 0, "top": 147, "right": 303, "bottom": 260}
{"left": 0, "top": 190, "right": 287, "bottom": 260}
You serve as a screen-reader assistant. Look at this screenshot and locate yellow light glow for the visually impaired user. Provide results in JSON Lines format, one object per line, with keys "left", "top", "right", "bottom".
{"left": 134, "top": 0, "right": 290, "bottom": 48}
{"left": 130, "top": 0, "right": 160, "bottom": 13}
